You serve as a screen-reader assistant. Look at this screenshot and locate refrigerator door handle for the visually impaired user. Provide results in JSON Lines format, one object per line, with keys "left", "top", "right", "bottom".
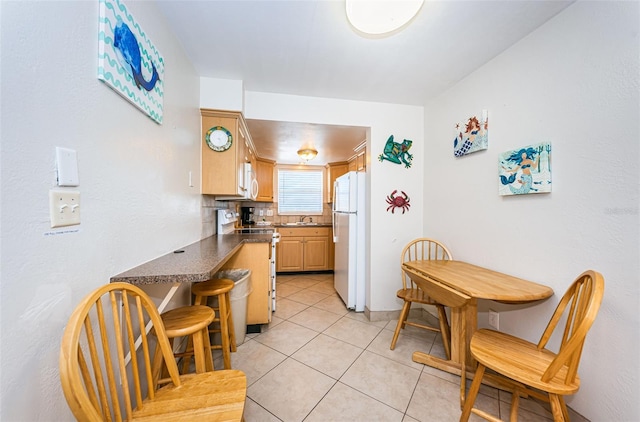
{"left": 332, "top": 212, "right": 337, "bottom": 242}
{"left": 332, "top": 180, "right": 338, "bottom": 242}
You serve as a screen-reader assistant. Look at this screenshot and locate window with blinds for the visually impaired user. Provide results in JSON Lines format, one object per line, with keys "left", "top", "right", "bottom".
{"left": 277, "top": 168, "right": 323, "bottom": 215}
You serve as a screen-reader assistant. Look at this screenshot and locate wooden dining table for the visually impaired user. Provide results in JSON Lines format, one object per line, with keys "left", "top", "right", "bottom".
{"left": 401, "top": 260, "right": 554, "bottom": 377}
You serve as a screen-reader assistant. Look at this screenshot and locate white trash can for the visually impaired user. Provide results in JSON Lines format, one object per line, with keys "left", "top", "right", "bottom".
{"left": 213, "top": 269, "right": 252, "bottom": 345}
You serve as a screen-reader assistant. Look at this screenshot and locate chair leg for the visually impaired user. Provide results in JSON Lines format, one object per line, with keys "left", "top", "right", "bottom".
{"left": 202, "top": 325, "right": 214, "bottom": 371}
{"left": 509, "top": 388, "right": 521, "bottom": 422}
{"left": 225, "top": 292, "right": 237, "bottom": 352}
{"left": 181, "top": 336, "right": 194, "bottom": 374}
{"left": 435, "top": 304, "right": 451, "bottom": 360}
{"left": 151, "top": 342, "right": 163, "bottom": 390}
{"left": 549, "top": 394, "right": 567, "bottom": 422}
{"left": 390, "top": 301, "right": 411, "bottom": 350}
{"left": 558, "top": 395, "right": 570, "bottom": 421}
{"left": 152, "top": 338, "right": 174, "bottom": 389}
{"left": 192, "top": 327, "right": 206, "bottom": 373}
{"left": 459, "top": 363, "right": 485, "bottom": 422}
{"left": 218, "top": 292, "right": 232, "bottom": 369}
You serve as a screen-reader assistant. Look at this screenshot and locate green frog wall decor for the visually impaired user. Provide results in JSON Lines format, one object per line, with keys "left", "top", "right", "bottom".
{"left": 378, "top": 135, "right": 413, "bottom": 168}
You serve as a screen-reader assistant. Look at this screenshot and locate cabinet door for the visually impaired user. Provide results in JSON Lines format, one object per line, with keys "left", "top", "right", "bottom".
{"left": 276, "top": 237, "right": 304, "bottom": 272}
{"left": 256, "top": 158, "right": 274, "bottom": 202}
{"left": 201, "top": 114, "right": 239, "bottom": 195}
{"left": 303, "top": 237, "right": 329, "bottom": 271}
{"left": 327, "top": 162, "right": 348, "bottom": 203}
{"left": 237, "top": 123, "right": 248, "bottom": 191}
{"left": 356, "top": 151, "right": 366, "bottom": 172}
{"left": 221, "top": 242, "right": 271, "bottom": 325}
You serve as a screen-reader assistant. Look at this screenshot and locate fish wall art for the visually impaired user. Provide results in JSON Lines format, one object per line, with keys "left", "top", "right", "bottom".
{"left": 453, "top": 110, "right": 488, "bottom": 157}
{"left": 499, "top": 142, "right": 552, "bottom": 196}
{"left": 98, "top": 0, "right": 165, "bottom": 123}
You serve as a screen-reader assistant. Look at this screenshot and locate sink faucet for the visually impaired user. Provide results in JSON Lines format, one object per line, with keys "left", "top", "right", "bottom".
{"left": 300, "top": 215, "right": 312, "bottom": 223}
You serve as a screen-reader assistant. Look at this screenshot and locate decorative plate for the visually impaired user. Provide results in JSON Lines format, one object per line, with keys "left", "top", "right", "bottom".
{"left": 205, "top": 126, "right": 233, "bottom": 152}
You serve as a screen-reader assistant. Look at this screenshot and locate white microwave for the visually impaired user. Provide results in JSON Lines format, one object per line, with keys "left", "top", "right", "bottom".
{"left": 216, "top": 163, "right": 259, "bottom": 201}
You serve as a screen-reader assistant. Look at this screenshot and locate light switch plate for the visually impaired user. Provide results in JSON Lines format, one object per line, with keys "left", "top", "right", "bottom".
{"left": 49, "top": 190, "right": 81, "bottom": 228}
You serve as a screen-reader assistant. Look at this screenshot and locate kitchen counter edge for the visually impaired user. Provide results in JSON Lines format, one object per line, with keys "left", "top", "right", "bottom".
{"left": 110, "top": 234, "right": 273, "bottom": 285}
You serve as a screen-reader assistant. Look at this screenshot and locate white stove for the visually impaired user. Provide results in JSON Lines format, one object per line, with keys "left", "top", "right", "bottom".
{"left": 217, "top": 209, "right": 280, "bottom": 314}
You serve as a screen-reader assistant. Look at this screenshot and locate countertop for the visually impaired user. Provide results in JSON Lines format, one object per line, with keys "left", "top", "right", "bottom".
{"left": 110, "top": 234, "right": 273, "bottom": 285}
{"left": 274, "top": 223, "right": 332, "bottom": 228}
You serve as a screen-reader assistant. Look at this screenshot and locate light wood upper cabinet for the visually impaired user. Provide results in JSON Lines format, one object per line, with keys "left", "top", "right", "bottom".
{"left": 348, "top": 141, "right": 366, "bottom": 173}
{"left": 255, "top": 157, "right": 275, "bottom": 202}
{"left": 326, "top": 162, "right": 348, "bottom": 203}
{"left": 201, "top": 109, "right": 254, "bottom": 196}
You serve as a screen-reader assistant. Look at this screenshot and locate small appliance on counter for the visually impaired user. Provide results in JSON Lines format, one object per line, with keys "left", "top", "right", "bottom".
{"left": 240, "top": 207, "right": 255, "bottom": 226}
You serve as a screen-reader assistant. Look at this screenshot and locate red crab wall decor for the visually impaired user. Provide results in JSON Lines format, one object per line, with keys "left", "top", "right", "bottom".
{"left": 386, "top": 190, "right": 411, "bottom": 214}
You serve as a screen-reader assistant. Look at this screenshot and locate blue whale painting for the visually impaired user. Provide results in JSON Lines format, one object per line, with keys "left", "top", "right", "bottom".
{"left": 113, "top": 20, "right": 160, "bottom": 91}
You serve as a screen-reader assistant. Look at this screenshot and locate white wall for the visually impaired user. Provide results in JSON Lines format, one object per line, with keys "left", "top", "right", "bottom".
{"left": 0, "top": 1, "right": 202, "bottom": 420}
{"left": 244, "top": 92, "right": 424, "bottom": 312}
{"left": 424, "top": 2, "right": 639, "bottom": 420}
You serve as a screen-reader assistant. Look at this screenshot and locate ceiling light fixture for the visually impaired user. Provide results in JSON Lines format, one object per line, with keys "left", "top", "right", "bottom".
{"left": 297, "top": 148, "right": 318, "bottom": 162}
{"left": 345, "top": 0, "right": 424, "bottom": 35}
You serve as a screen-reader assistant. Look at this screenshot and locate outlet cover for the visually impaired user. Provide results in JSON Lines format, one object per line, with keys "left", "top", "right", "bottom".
{"left": 50, "top": 190, "right": 81, "bottom": 228}
{"left": 488, "top": 310, "right": 499, "bottom": 330}
{"left": 56, "top": 147, "right": 79, "bottom": 186}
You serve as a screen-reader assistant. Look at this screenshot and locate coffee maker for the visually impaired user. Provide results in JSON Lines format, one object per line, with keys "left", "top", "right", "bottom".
{"left": 240, "top": 207, "right": 255, "bottom": 226}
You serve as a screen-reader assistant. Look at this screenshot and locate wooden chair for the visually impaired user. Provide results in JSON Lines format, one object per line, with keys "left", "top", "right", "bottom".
{"left": 390, "top": 238, "right": 453, "bottom": 359}
{"left": 192, "top": 278, "right": 237, "bottom": 369}
{"left": 460, "top": 270, "right": 605, "bottom": 422}
{"left": 59, "top": 282, "right": 246, "bottom": 421}
{"left": 150, "top": 305, "right": 215, "bottom": 388}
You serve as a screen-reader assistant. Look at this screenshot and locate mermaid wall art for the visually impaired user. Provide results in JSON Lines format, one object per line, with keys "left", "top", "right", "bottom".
{"left": 453, "top": 110, "right": 488, "bottom": 157}
{"left": 98, "top": 0, "right": 165, "bottom": 123}
{"left": 499, "top": 143, "right": 552, "bottom": 196}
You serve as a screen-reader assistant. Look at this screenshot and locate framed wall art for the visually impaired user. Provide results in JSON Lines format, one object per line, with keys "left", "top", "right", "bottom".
{"left": 98, "top": 0, "right": 165, "bottom": 123}
{"left": 453, "top": 110, "right": 488, "bottom": 157}
{"left": 499, "top": 143, "right": 552, "bottom": 196}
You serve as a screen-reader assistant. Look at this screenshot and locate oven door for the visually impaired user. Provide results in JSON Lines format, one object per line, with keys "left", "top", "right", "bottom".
{"left": 270, "top": 233, "right": 280, "bottom": 312}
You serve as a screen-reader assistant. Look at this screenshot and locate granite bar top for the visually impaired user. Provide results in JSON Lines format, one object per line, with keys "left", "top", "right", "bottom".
{"left": 274, "top": 224, "right": 332, "bottom": 228}
{"left": 110, "top": 234, "right": 273, "bottom": 285}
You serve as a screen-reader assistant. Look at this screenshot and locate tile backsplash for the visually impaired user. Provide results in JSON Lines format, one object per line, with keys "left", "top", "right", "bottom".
{"left": 201, "top": 196, "right": 333, "bottom": 234}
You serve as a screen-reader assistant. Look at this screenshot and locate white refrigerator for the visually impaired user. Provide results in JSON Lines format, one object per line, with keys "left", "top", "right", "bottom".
{"left": 332, "top": 171, "right": 366, "bottom": 312}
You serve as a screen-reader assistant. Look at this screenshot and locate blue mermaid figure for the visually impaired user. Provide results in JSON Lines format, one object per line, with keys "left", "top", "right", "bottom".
{"left": 113, "top": 18, "right": 160, "bottom": 91}
{"left": 500, "top": 147, "right": 539, "bottom": 194}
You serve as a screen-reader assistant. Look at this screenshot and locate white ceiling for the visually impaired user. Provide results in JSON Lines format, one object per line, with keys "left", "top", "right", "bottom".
{"left": 156, "top": 0, "right": 573, "bottom": 164}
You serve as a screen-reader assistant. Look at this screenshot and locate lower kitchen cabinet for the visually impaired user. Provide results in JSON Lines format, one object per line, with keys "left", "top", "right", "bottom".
{"left": 276, "top": 227, "right": 330, "bottom": 272}
{"left": 221, "top": 242, "right": 271, "bottom": 324}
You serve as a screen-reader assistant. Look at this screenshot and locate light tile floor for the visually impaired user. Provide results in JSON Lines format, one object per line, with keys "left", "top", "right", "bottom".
{"left": 212, "top": 273, "right": 589, "bottom": 422}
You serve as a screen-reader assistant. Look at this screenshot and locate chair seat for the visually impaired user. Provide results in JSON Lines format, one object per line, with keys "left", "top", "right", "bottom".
{"left": 132, "top": 370, "right": 246, "bottom": 421}
{"left": 192, "top": 278, "right": 234, "bottom": 297}
{"left": 161, "top": 305, "right": 215, "bottom": 337}
{"left": 471, "top": 329, "right": 580, "bottom": 395}
{"left": 396, "top": 287, "right": 440, "bottom": 305}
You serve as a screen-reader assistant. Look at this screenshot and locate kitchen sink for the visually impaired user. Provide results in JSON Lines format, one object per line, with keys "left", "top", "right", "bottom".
{"left": 283, "top": 222, "right": 319, "bottom": 226}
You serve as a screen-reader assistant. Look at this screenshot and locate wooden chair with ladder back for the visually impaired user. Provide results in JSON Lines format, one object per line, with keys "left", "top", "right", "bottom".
{"left": 460, "top": 270, "right": 604, "bottom": 422}
{"left": 59, "top": 282, "right": 247, "bottom": 421}
{"left": 390, "top": 238, "right": 453, "bottom": 360}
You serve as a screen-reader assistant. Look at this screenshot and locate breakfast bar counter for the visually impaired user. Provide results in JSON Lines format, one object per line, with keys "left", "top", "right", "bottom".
{"left": 110, "top": 234, "right": 273, "bottom": 285}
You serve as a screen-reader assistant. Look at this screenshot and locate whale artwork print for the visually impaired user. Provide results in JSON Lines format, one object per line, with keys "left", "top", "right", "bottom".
{"left": 113, "top": 19, "right": 160, "bottom": 91}
{"left": 98, "top": 0, "right": 164, "bottom": 123}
